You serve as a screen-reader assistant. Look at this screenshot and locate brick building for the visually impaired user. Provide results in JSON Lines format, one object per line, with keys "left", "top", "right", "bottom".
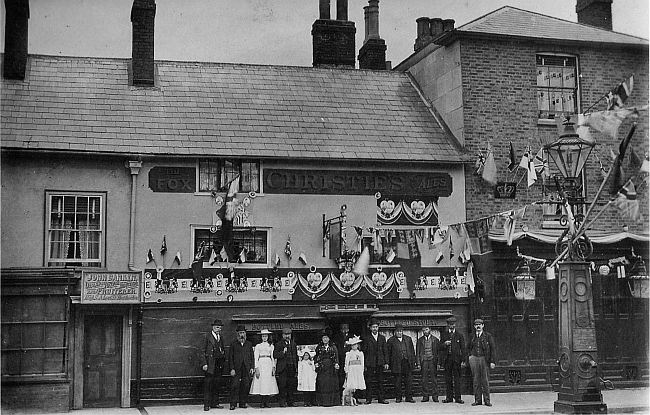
{"left": 395, "top": 1, "right": 649, "bottom": 391}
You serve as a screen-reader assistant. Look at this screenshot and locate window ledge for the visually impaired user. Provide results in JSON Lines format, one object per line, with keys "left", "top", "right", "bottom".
{"left": 537, "top": 119, "right": 558, "bottom": 126}
{"left": 1, "top": 375, "right": 69, "bottom": 385}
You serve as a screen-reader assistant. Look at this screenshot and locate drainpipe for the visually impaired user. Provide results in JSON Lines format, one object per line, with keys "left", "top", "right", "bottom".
{"left": 126, "top": 160, "right": 142, "bottom": 271}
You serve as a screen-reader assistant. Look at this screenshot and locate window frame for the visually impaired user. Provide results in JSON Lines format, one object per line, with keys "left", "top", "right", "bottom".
{"left": 45, "top": 191, "right": 106, "bottom": 268}
{"left": 191, "top": 225, "right": 271, "bottom": 268}
{"left": 536, "top": 53, "right": 580, "bottom": 124}
{"left": 196, "top": 159, "right": 261, "bottom": 194}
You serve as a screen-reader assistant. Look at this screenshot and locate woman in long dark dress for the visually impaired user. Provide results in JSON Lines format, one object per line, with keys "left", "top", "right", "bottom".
{"left": 314, "top": 330, "right": 340, "bottom": 406}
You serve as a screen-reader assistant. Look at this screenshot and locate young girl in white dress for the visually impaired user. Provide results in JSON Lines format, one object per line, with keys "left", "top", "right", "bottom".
{"left": 343, "top": 336, "right": 366, "bottom": 405}
{"left": 250, "top": 329, "right": 279, "bottom": 408}
{"left": 298, "top": 352, "right": 316, "bottom": 407}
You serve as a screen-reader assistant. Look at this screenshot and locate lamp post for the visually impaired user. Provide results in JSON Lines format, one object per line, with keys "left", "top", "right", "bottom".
{"left": 544, "top": 120, "right": 606, "bottom": 414}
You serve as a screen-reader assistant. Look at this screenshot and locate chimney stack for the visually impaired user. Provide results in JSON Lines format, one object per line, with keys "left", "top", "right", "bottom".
{"left": 131, "top": 0, "right": 156, "bottom": 86}
{"left": 312, "top": 0, "right": 356, "bottom": 68}
{"left": 576, "top": 0, "right": 612, "bottom": 30}
{"left": 358, "top": 0, "right": 386, "bottom": 70}
{"left": 3, "top": 0, "right": 30, "bottom": 80}
{"left": 414, "top": 17, "right": 455, "bottom": 52}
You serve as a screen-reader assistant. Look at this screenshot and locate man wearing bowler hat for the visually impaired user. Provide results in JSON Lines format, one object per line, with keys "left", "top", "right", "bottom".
{"left": 274, "top": 328, "right": 299, "bottom": 407}
{"left": 361, "top": 317, "right": 389, "bottom": 404}
{"left": 228, "top": 324, "right": 255, "bottom": 410}
{"left": 440, "top": 316, "right": 466, "bottom": 404}
{"left": 386, "top": 323, "right": 416, "bottom": 403}
{"left": 467, "top": 318, "right": 496, "bottom": 406}
{"left": 200, "top": 319, "right": 226, "bottom": 411}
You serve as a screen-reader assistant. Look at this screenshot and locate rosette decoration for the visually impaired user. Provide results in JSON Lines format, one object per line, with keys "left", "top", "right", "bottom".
{"left": 293, "top": 267, "right": 331, "bottom": 299}
{"left": 363, "top": 269, "right": 399, "bottom": 298}
{"left": 331, "top": 269, "right": 364, "bottom": 296}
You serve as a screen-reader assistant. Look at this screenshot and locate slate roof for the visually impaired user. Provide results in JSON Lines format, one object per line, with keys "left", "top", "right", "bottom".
{"left": 446, "top": 6, "right": 648, "bottom": 46}
{"left": 0, "top": 55, "right": 467, "bottom": 163}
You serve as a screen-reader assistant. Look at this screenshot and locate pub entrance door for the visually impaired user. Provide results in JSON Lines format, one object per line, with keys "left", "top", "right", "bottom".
{"left": 83, "top": 314, "right": 122, "bottom": 408}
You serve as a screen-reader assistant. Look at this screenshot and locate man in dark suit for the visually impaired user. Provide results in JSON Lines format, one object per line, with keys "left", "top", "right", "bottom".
{"left": 440, "top": 316, "right": 466, "bottom": 404}
{"left": 200, "top": 319, "right": 226, "bottom": 411}
{"left": 333, "top": 323, "right": 354, "bottom": 393}
{"left": 416, "top": 324, "right": 440, "bottom": 402}
{"left": 386, "top": 323, "right": 416, "bottom": 403}
{"left": 228, "top": 324, "right": 255, "bottom": 410}
{"left": 467, "top": 318, "right": 496, "bottom": 407}
{"left": 273, "top": 328, "right": 299, "bottom": 407}
{"left": 361, "top": 317, "right": 389, "bottom": 405}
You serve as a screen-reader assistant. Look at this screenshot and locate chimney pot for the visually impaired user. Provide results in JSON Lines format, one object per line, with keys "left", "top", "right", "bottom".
{"left": 3, "top": 0, "right": 30, "bottom": 80}
{"left": 414, "top": 17, "right": 432, "bottom": 52}
{"left": 366, "top": 0, "right": 380, "bottom": 40}
{"left": 358, "top": 0, "right": 385, "bottom": 70}
{"left": 430, "top": 17, "right": 443, "bottom": 37}
{"left": 319, "top": 0, "right": 330, "bottom": 20}
{"left": 336, "top": 0, "right": 348, "bottom": 21}
{"left": 442, "top": 19, "right": 455, "bottom": 32}
{"left": 576, "top": 0, "right": 612, "bottom": 30}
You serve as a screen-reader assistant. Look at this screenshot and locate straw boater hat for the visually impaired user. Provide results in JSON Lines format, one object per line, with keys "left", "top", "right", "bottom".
{"left": 346, "top": 336, "right": 362, "bottom": 346}
{"left": 259, "top": 329, "right": 273, "bottom": 335}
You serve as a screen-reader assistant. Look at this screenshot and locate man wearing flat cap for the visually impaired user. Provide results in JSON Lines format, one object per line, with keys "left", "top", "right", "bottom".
{"left": 416, "top": 324, "right": 440, "bottom": 402}
{"left": 228, "top": 324, "right": 255, "bottom": 410}
{"left": 440, "top": 316, "right": 466, "bottom": 404}
{"left": 361, "top": 317, "right": 389, "bottom": 404}
{"left": 274, "top": 328, "right": 299, "bottom": 407}
{"left": 467, "top": 318, "right": 496, "bottom": 407}
{"left": 386, "top": 323, "right": 416, "bottom": 403}
{"left": 200, "top": 319, "right": 226, "bottom": 411}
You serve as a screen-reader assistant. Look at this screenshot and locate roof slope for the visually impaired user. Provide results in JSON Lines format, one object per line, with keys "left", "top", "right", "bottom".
{"left": 454, "top": 6, "right": 648, "bottom": 45}
{"left": 1, "top": 55, "right": 467, "bottom": 163}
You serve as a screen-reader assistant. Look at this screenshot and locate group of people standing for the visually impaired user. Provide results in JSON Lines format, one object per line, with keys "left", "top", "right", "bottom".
{"left": 199, "top": 315, "right": 496, "bottom": 410}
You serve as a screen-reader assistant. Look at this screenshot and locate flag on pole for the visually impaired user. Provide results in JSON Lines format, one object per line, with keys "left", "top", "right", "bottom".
{"left": 507, "top": 142, "right": 517, "bottom": 172}
{"left": 475, "top": 152, "right": 486, "bottom": 175}
{"left": 606, "top": 75, "right": 634, "bottom": 110}
{"left": 533, "top": 148, "right": 550, "bottom": 178}
{"left": 386, "top": 248, "right": 396, "bottom": 263}
{"left": 435, "top": 251, "right": 444, "bottom": 264}
{"left": 174, "top": 251, "right": 182, "bottom": 265}
{"left": 481, "top": 145, "right": 498, "bottom": 185}
{"left": 274, "top": 253, "right": 281, "bottom": 266}
{"left": 503, "top": 207, "right": 527, "bottom": 246}
{"left": 146, "top": 249, "right": 155, "bottom": 263}
{"left": 284, "top": 236, "right": 292, "bottom": 259}
{"left": 160, "top": 235, "right": 167, "bottom": 255}
{"left": 209, "top": 248, "right": 218, "bottom": 265}
{"left": 298, "top": 252, "right": 307, "bottom": 265}
{"left": 641, "top": 152, "right": 650, "bottom": 173}
{"left": 352, "top": 246, "right": 370, "bottom": 276}
{"left": 609, "top": 123, "right": 637, "bottom": 195}
{"left": 466, "top": 261, "right": 476, "bottom": 295}
{"left": 519, "top": 146, "right": 531, "bottom": 169}
{"left": 220, "top": 246, "right": 229, "bottom": 263}
{"left": 613, "top": 179, "right": 642, "bottom": 223}
{"left": 224, "top": 175, "right": 240, "bottom": 221}
{"left": 239, "top": 247, "right": 248, "bottom": 263}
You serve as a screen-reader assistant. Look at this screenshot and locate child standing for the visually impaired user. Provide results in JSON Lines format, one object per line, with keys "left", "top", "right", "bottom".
{"left": 343, "top": 336, "right": 366, "bottom": 405}
{"left": 298, "top": 352, "right": 316, "bottom": 407}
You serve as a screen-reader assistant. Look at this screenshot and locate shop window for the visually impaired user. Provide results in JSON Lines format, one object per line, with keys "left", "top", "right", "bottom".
{"left": 198, "top": 159, "right": 260, "bottom": 193}
{"left": 537, "top": 54, "right": 578, "bottom": 121}
{"left": 1, "top": 295, "right": 68, "bottom": 377}
{"left": 193, "top": 227, "right": 269, "bottom": 265}
{"left": 46, "top": 193, "right": 104, "bottom": 267}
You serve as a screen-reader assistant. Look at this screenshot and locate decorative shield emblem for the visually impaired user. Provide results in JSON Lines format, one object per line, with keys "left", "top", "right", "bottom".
{"left": 371, "top": 271, "right": 387, "bottom": 289}
{"left": 340, "top": 271, "right": 355, "bottom": 289}
{"left": 307, "top": 271, "right": 323, "bottom": 291}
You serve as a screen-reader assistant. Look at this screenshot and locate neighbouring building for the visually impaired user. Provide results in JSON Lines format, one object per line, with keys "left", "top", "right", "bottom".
{"left": 1, "top": 0, "right": 478, "bottom": 410}
{"left": 395, "top": 0, "right": 649, "bottom": 392}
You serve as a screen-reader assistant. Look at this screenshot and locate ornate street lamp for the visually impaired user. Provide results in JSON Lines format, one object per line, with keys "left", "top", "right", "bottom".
{"left": 545, "top": 120, "right": 606, "bottom": 414}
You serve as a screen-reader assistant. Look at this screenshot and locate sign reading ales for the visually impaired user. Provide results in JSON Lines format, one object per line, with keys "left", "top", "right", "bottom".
{"left": 82, "top": 271, "right": 142, "bottom": 304}
{"left": 263, "top": 169, "right": 452, "bottom": 196}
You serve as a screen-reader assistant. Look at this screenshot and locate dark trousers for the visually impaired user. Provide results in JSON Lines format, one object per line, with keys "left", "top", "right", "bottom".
{"left": 230, "top": 365, "right": 251, "bottom": 405}
{"left": 469, "top": 355, "right": 490, "bottom": 404}
{"left": 443, "top": 360, "right": 462, "bottom": 401}
{"left": 392, "top": 361, "right": 412, "bottom": 400}
{"left": 364, "top": 366, "right": 385, "bottom": 402}
{"left": 420, "top": 359, "right": 438, "bottom": 398}
{"left": 277, "top": 366, "right": 297, "bottom": 405}
{"left": 203, "top": 370, "right": 222, "bottom": 408}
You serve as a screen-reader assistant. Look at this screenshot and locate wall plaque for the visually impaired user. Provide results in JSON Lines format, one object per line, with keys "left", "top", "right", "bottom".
{"left": 148, "top": 167, "right": 195, "bottom": 193}
{"left": 494, "top": 181, "right": 517, "bottom": 199}
{"left": 263, "top": 169, "right": 452, "bottom": 196}
{"left": 81, "top": 271, "right": 142, "bottom": 304}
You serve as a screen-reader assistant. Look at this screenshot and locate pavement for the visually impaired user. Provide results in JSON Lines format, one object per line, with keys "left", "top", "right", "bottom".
{"left": 5, "top": 388, "right": 649, "bottom": 415}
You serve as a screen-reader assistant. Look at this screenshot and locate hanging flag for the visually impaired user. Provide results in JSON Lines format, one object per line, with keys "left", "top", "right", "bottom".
{"left": 630, "top": 146, "right": 643, "bottom": 170}
{"left": 606, "top": 75, "right": 634, "bottom": 110}
{"left": 448, "top": 234, "right": 455, "bottom": 261}
{"left": 285, "top": 236, "right": 292, "bottom": 259}
{"left": 583, "top": 107, "right": 637, "bottom": 139}
{"left": 224, "top": 175, "right": 240, "bottom": 221}
{"left": 239, "top": 247, "right": 248, "bottom": 263}
{"left": 466, "top": 261, "right": 476, "bottom": 295}
{"left": 386, "top": 248, "right": 396, "bottom": 263}
{"left": 396, "top": 230, "right": 410, "bottom": 259}
{"left": 298, "top": 252, "right": 307, "bottom": 265}
{"left": 519, "top": 146, "right": 530, "bottom": 169}
{"left": 613, "top": 179, "right": 642, "bottom": 223}
{"left": 146, "top": 249, "right": 155, "bottom": 264}
{"left": 352, "top": 246, "right": 370, "bottom": 276}
{"left": 482, "top": 145, "right": 498, "bottom": 186}
{"left": 533, "top": 148, "right": 550, "bottom": 178}
{"left": 209, "top": 248, "right": 218, "bottom": 265}
{"left": 274, "top": 253, "right": 281, "bottom": 266}
{"left": 173, "top": 251, "right": 182, "bottom": 265}
{"left": 609, "top": 123, "right": 636, "bottom": 195}
{"left": 160, "top": 235, "right": 167, "bottom": 255}
{"left": 460, "top": 230, "right": 472, "bottom": 264}
{"left": 641, "top": 152, "right": 650, "bottom": 173}
{"left": 220, "top": 246, "right": 229, "bottom": 263}
{"left": 475, "top": 152, "right": 486, "bottom": 175}
{"left": 435, "top": 251, "right": 444, "bottom": 264}
{"left": 526, "top": 153, "right": 537, "bottom": 187}
{"left": 507, "top": 142, "right": 517, "bottom": 172}
{"left": 503, "top": 207, "right": 527, "bottom": 246}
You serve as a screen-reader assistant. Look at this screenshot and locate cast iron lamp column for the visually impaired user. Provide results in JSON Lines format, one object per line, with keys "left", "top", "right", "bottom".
{"left": 545, "top": 121, "right": 606, "bottom": 414}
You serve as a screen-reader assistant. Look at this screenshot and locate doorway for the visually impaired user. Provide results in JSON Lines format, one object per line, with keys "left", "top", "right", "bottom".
{"left": 83, "top": 314, "right": 122, "bottom": 408}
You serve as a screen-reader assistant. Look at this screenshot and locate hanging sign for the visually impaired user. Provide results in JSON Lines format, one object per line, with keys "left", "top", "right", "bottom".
{"left": 81, "top": 271, "right": 142, "bottom": 304}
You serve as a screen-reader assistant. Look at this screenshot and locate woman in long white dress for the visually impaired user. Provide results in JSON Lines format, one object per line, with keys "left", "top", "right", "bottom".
{"left": 250, "top": 329, "right": 279, "bottom": 408}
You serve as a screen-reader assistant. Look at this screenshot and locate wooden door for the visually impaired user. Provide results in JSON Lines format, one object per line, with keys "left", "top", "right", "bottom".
{"left": 83, "top": 314, "right": 122, "bottom": 407}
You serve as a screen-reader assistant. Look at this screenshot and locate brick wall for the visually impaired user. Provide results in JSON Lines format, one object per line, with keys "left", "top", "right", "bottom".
{"left": 358, "top": 38, "right": 386, "bottom": 70}
{"left": 1, "top": 382, "right": 70, "bottom": 412}
{"left": 458, "top": 37, "right": 648, "bottom": 233}
{"left": 312, "top": 19, "right": 356, "bottom": 68}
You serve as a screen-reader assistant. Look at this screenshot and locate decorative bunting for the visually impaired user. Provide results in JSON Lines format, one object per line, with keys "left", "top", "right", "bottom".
{"left": 613, "top": 179, "right": 642, "bottom": 223}
{"left": 174, "top": 251, "right": 182, "bottom": 265}
{"left": 160, "top": 235, "right": 167, "bottom": 255}
{"left": 606, "top": 75, "right": 634, "bottom": 111}
{"left": 285, "top": 236, "right": 292, "bottom": 259}
{"left": 481, "top": 144, "right": 498, "bottom": 186}
{"left": 146, "top": 249, "right": 155, "bottom": 264}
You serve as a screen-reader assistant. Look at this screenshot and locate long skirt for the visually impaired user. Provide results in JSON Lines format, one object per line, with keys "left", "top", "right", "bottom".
{"left": 316, "top": 357, "right": 339, "bottom": 406}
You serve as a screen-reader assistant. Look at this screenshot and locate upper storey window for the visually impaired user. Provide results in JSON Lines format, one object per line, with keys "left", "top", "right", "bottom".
{"left": 198, "top": 159, "right": 260, "bottom": 193}
{"left": 537, "top": 55, "right": 578, "bottom": 121}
